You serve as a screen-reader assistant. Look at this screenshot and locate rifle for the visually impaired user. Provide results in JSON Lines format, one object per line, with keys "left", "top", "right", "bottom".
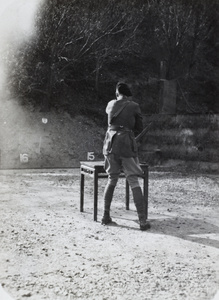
{"left": 135, "top": 122, "right": 153, "bottom": 143}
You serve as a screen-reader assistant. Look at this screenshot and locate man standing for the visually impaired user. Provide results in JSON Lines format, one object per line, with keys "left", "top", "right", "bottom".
{"left": 102, "top": 82, "right": 150, "bottom": 231}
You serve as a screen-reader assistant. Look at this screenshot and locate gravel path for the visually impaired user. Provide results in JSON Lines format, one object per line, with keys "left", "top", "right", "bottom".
{"left": 0, "top": 169, "right": 219, "bottom": 300}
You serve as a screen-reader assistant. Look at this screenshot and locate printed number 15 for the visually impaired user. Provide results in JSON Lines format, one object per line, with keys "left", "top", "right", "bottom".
{"left": 87, "top": 152, "right": 95, "bottom": 160}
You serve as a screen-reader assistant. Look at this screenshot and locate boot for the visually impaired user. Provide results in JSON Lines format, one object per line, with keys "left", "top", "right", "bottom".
{"left": 132, "top": 187, "right": 151, "bottom": 231}
{"left": 101, "top": 183, "right": 115, "bottom": 225}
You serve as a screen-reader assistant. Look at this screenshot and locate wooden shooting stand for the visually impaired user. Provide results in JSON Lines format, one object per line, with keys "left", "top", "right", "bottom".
{"left": 80, "top": 161, "right": 149, "bottom": 222}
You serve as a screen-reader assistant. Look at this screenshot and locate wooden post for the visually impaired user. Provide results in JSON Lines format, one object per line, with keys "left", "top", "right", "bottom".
{"left": 126, "top": 180, "right": 130, "bottom": 210}
{"left": 80, "top": 169, "right": 85, "bottom": 212}
{"left": 94, "top": 168, "right": 98, "bottom": 221}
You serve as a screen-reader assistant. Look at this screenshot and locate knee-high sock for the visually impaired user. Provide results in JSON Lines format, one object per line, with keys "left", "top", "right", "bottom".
{"left": 132, "top": 186, "right": 146, "bottom": 222}
{"left": 103, "top": 183, "right": 115, "bottom": 214}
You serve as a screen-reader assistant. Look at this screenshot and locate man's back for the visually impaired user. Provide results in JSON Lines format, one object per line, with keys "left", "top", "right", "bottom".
{"left": 106, "top": 99, "right": 143, "bottom": 135}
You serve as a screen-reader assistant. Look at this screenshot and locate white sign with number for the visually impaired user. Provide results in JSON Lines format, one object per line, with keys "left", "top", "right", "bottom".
{"left": 87, "top": 152, "right": 95, "bottom": 160}
{"left": 20, "top": 153, "right": 29, "bottom": 163}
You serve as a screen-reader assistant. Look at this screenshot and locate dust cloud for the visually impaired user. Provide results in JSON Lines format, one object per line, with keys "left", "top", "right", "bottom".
{"left": 0, "top": 0, "right": 44, "bottom": 168}
{"left": 0, "top": 0, "right": 44, "bottom": 95}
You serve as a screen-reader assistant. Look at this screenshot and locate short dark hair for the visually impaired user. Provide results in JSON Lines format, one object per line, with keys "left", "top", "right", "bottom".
{"left": 116, "top": 82, "right": 132, "bottom": 97}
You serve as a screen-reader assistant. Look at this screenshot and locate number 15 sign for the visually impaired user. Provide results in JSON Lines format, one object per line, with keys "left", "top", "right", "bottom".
{"left": 87, "top": 152, "right": 95, "bottom": 160}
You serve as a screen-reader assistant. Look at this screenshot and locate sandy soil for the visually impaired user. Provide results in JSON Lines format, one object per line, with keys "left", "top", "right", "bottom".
{"left": 0, "top": 168, "right": 219, "bottom": 300}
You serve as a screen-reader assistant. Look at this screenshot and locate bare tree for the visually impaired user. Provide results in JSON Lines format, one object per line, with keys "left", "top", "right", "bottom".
{"left": 9, "top": 0, "right": 219, "bottom": 114}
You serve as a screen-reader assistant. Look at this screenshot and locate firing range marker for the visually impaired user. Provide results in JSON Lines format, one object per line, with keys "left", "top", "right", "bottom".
{"left": 20, "top": 153, "right": 28, "bottom": 163}
{"left": 38, "top": 118, "right": 48, "bottom": 153}
{"left": 42, "top": 118, "right": 48, "bottom": 124}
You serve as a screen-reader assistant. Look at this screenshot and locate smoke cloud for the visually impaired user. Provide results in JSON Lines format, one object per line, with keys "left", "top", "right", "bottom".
{"left": 0, "top": 0, "right": 44, "bottom": 94}
{"left": 0, "top": 0, "right": 44, "bottom": 169}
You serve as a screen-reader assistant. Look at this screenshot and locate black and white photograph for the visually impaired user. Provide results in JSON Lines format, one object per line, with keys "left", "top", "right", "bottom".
{"left": 0, "top": 1, "right": 219, "bottom": 299}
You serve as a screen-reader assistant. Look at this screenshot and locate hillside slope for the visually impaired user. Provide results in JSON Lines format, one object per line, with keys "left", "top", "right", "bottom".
{"left": 0, "top": 98, "right": 218, "bottom": 172}
{"left": 0, "top": 98, "right": 105, "bottom": 169}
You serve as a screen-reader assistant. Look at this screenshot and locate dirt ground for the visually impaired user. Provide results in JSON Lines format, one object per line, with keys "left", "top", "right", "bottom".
{"left": 0, "top": 168, "right": 219, "bottom": 300}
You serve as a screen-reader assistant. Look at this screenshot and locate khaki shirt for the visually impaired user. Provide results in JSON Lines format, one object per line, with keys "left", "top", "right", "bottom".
{"left": 103, "top": 98, "right": 143, "bottom": 157}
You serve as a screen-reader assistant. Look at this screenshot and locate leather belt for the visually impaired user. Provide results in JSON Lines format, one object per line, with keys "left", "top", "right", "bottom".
{"left": 108, "top": 125, "right": 132, "bottom": 132}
